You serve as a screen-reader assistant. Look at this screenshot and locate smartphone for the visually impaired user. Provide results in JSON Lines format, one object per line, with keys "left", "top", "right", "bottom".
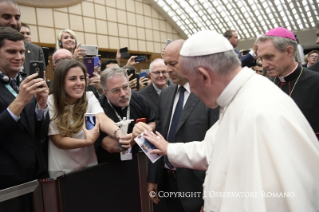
{"left": 126, "top": 68, "right": 135, "bottom": 77}
{"left": 135, "top": 55, "right": 146, "bottom": 63}
{"left": 80, "top": 45, "right": 98, "bottom": 56}
{"left": 84, "top": 57, "right": 95, "bottom": 78}
{"left": 139, "top": 72, "right": 147, "bottom": 78}
{"left": 165, "top": 39, "right": 173, "bottom": 47}
{"left": 93, "top": 56, "right": 99, "bottom": 67}
{"left": 42, "top": 47, "right": 50, "bottom": 67}
{"left": 120, "top": 47, "right": 130, "bottom": 59}
{"left": 135, "top": 74, "right": 140, "bottom": 90}
{"left": 29, "top": 61, "right": 44, "bottom": 78}
{"left": 84, "top": 113, "right": 96, "bottom": 130}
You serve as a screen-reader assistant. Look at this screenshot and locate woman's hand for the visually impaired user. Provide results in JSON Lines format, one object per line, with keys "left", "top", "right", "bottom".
{"left": 73, "top": 43, "right": 87, "bottom": 59}
{"left": 83, "top": 120, "right": 100, "bottom": 145}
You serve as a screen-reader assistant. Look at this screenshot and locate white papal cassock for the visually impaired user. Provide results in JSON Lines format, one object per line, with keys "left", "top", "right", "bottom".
{"left": 167, "top": 67, "right": 319, "bottom": 212}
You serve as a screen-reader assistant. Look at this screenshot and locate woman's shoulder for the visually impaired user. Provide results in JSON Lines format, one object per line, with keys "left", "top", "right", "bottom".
{"left": 86, "top": 91, "right": 95, "bottom": 98}
{"left": 47, "top": 94, "right": 54, "bottom": 105}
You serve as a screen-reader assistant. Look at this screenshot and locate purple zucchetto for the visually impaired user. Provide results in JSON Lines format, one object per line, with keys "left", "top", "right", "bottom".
{"left": 265, "top": 27, "right": 296, "bottom": 40}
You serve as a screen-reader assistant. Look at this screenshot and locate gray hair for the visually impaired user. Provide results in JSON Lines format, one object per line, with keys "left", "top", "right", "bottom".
{"left": 180, "top": 49, "right": 241, "bottom": 76}
{"left": 258, "top": 36, "right": 297, "bottom": 55}
{"left": 100, "top": 67, "right": 129, "bottom": 91}
{"left": 149, "top": 58, "right": 165, "bottom": 72}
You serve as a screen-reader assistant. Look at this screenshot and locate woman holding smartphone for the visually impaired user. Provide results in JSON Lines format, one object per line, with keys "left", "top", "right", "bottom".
{"left": 56, "top": 29, "right": 86, "bottom": 59}
{"left": 48, "top": 59, "right": 131, "bottom": 173}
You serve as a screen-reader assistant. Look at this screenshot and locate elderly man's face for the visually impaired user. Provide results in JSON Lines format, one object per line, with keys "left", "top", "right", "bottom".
{"left": 180, "top": 62, "right": 219, "bottom": 109}
{"left": 149, "top": 61, "right": 168, "bottom": 89}
{"left": 104, "top": 74, "right": 131, "bottom": 108}
{"left": 53, "top": 50, "right": 73, "bottom": 70}
{"left": 258, "top": 39, "right": 292, "bottom": 78}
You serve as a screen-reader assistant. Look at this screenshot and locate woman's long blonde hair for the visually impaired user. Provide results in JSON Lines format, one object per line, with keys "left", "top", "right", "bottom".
{"left": 51, "top": 59, "right": 88, "bottom": 137}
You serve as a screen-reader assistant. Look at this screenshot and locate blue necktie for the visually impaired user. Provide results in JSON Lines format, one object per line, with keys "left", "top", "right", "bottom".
{"left": 10, "top": 78, "right": 19, "bottom": 94}
{"left": 165, "top": 86, "right": 185, "bottom": 169}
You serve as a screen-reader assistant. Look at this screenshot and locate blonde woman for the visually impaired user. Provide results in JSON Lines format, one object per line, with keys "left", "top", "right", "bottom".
{"left": 56, "top": 29, "right": 86, "bottom": 59}
{"left": 48, "top": 60, "right": 131, "bottom": 173}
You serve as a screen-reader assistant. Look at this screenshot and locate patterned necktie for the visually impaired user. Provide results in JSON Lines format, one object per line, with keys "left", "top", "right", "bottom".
{"left": 10, "top": 78, "right": 19, "bottom": 94}
{"left": 165, "top": 86, "right": 185, "bottom": 169}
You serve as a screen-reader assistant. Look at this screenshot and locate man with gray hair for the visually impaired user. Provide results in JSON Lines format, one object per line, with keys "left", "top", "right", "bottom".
{"left": 258, "top": 27, "right": 319, "bottom": 138}
{"left": 95, "top": 67, "right": 156, "bottom": 163}
{"left": 143, "top": 30, "right": 319, "bottom": 212}
{"left": 139, "top": 58, "right": 169, "bottom": 114}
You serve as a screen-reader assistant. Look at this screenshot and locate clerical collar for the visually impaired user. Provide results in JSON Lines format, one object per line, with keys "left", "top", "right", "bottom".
{"left": 107, "top": 98, "right": 130, "bottom": 121}
{"left": 277, "top": 62, "right": 299, "bottom": 82}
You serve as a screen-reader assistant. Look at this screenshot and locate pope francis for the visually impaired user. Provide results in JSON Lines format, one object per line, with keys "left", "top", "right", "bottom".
{"left": 143, "top": 30, "right": 319, "bottom": 212}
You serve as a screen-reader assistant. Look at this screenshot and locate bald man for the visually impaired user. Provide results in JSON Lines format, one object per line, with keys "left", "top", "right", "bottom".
{"left": 147, "top": 40, "right": 219, "bottom": 212}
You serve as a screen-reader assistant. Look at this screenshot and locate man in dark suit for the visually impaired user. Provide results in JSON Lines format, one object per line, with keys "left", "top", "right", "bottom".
{"left": 0, "top": 0, "right": 46, "bottom": 75}
{"left": 224, "top": 30, "right": 257, "bottom": 67}
{"left": 308, "top": 22, "right": 319, "bottom": 72}
{"left": 139, "top": 58, "right": 169, "bottom": 114}
{"left": 0, "top": 27, "right": 49, "bottom": 211}
{"left": 147, "top": 40, "right": 219, "bottom": 212}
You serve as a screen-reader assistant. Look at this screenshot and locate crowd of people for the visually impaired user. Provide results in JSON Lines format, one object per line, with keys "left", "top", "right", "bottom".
{"left": 1, "top": 0, "right": 319, "bottom": 211}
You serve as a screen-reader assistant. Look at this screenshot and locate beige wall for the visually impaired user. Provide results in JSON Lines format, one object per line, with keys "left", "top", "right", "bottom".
{"left": 19, "top": 0, "right": 182, "bottom": 54}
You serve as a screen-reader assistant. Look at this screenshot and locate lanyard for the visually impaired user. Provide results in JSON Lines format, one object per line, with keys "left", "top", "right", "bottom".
{"left": 5, "top": 84, "right": 18, "bottom": 97}
{"left": 107, "top": 98, "right": 130, "bottom": 121}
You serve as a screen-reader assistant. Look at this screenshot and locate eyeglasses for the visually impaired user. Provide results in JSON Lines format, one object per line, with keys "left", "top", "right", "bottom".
{"left": 107, "top": 84, "right": 130, "bottom": 94}
{"left": 309, "top": 55, "right": 318, "bottom": 58}
{"left": 55, "top": 56, "right": 73, "bottom": 64}
{"left": 151, "top": 71, "right": 168, "bottom": 76}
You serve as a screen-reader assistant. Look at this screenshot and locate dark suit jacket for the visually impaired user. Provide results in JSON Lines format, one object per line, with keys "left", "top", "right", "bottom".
{"left": 148, "top": 84, "right": 219, "bottom": 212}
{"left": 138, "top": 84, "right": 159, "bottom": 115}
{"left": 308, "top": 61, "right": 319, "bottom": 73}
{"left": 234, "top": 48, "right": 255, "bottom": 67}
{"left": 0, "top": 82, "right": 49, "bottom": 190}
{"left": 23, "top": 41, "right": 46, "bottom": 75}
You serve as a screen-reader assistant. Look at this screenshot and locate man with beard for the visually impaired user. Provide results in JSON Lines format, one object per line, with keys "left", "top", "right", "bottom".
{"left": 95, "top": 67, "right": 156, "bottom": 163}
{"left": 0, "top": 0, "right": 45, "bottom": 75}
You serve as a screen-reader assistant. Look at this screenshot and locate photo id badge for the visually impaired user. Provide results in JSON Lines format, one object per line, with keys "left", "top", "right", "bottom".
{"left": 120, "top": 147, "right": 133, "bottom": 161}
